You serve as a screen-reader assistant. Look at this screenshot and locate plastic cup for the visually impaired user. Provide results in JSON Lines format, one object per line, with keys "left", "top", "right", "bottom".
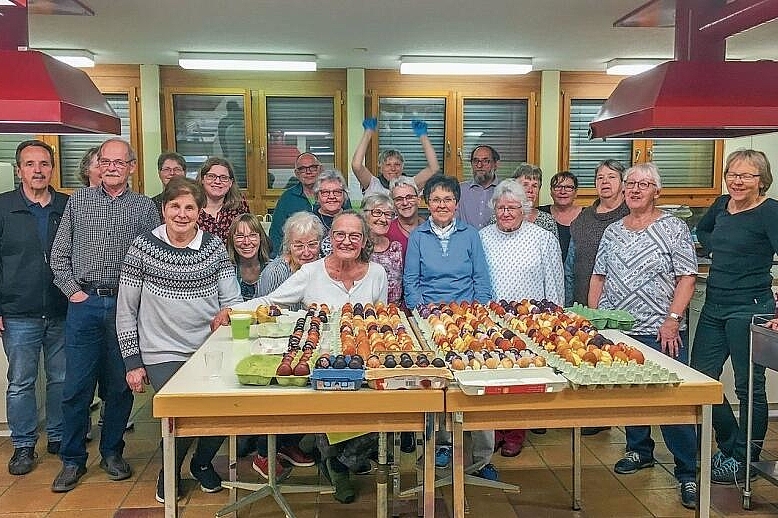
{"left": 230, "top": 313, "right": 252, "bottom": 340}
{"left": 204, "top": 350, "right": 223, "bottom": 379}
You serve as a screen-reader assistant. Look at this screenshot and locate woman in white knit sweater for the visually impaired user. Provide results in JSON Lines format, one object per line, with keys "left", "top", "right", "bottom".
{"left": 117, "top": 177, "right": 242, "bottom": 504}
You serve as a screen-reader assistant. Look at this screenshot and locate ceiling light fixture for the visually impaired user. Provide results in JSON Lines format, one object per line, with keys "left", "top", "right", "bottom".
{"left": 400, "top": 56, "right": 532, "bottom": 75}
{"left": 605, "top": 58, "right": 664, "bottom": 76}
{"left": 178, "top": 52, "right": 317, "bottom": 72}
{"left": 39, "top": 48, "right": 95, "bottom": 68}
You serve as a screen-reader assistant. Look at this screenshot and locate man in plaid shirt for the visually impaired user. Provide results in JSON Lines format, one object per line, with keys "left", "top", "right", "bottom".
{"left": 49, "top": 138, "right": 160, "bottom": 492}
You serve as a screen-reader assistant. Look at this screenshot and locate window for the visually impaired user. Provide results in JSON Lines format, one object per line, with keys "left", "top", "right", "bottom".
{"left": 171, "top": 93, "right": 248, "bottom": 187}
{"left": 568, "top": 99, "right": 632, "bottom": 185}
{"left": 266, "top": 97, "right": 335, "bottom": 189}
{"left": 463, "top": 99, "right": 529, "bottom": 181}
{"left": 58, "top": 94, "right": 132, "bottom": 188}
{"left": 567, "top": 99, "right": 717, "bottom": 189}
{"left": 377, "top": 97, "right": 446, "bottom": 176}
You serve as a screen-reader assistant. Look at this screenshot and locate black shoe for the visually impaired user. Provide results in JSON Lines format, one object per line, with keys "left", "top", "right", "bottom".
{"left": 353, "top": 460, "right": 373, "bottom": 475}
{"left": 52, "top": 464, "right": 87, "bottom": 492}
{"left": 614, "top": 451, "right": 655, "bottom": 474}
{"left": 236, "top": 436, "right": 258, "bottom": 458}
{"left": 190, "top": 461, "right": 223, "bottom": 493}
{"left": 155, "top": 469, "right": 183, "bottom": 503}
{"left": 530, "top": 428, "right": 547, "bottom": 434}
{"left": 100, "top": 455, "right": 132, "bottom": 481}
{"left": 47, "top": 441, "right": 61, "bottom": 455}
{"left": 581, "top": 426, "right": 611, "bottom": 436}
{"left": 400, "top": 432, "right": 416, "bottom": 453}
{"left": 8, "top": 447, "right": 37, "bottom": 475}
{"left": 680, "top": 481, "right": 697, "bottom": 509}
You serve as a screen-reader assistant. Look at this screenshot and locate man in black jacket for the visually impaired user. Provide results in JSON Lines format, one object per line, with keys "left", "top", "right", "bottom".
{"left": 0, "top": 140, "right": 69, "bottom": 475}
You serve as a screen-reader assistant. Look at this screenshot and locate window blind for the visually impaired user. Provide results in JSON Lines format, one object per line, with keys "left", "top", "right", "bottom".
{"left": 463, "top": 99, "right": 528, "bottom": 181}
{"left": 378, "top": 97, "right": 446, "bottom": 177}
{"left": 569, "top": 99, "right": 632, "bottom": 187}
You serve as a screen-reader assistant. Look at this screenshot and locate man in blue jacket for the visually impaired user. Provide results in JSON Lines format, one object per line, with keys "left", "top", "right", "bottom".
{"left": 0, "top": 140, "right": 69, "bottom": 475}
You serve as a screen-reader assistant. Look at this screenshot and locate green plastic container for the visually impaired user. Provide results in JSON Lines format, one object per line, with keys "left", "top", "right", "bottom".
{"left": 235, "top": 354, "right": 281, "bottom": 385}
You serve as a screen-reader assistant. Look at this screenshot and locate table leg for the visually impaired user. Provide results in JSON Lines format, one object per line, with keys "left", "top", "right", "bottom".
{"left": 377, "top": 432, "right": 388, "bottom": 518}
{"left": 699, "top": 405, "right": 712, "bottom": 518}
{"left": 228, "top": 435, "right": 237, "bottom": 513}
{"left": 423, "top": 413, "right": 436, "bottom": 517}
{"left": 572, "top": 427, "right": 581, "bottom": 511}
{"left": 162, "top": 418, "right": 177, "bottom": 518}
{"left": 452, "top": 412, "right": 465, "bottom": 518}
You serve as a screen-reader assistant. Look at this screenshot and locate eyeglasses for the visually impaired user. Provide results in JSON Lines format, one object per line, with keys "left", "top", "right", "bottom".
{"left": 203, "top": 173, "right": 232, "bottom": 183}
{"left": 296, "top": 164, "right": 321, "bottom": 174}
{"left": 624, "top": 180, "right": 657, "bottom": 190}
{"left": 495, "top": 205, "right": 522, "bottom": 214}
{"left": 725, "top": 172, "right": 760, "bottom": 182}
{"left": 234, "top": 233, "right": 260, "bottom": 242}
{"left": 367, "top": 208, "right": 396, "bottom": 219}
{"left": 471, "top": 158, "right": 493, "bottom": 165}
{"left": 98, "top": 158, "right": 135, "bottom": 169}
{"left": 161, "top": 167, "right": 185, "bottom": 174}
{"left": 332, "top": 231, "right": 363, "bottom": 243}
{"left": 318, "top": 189, "right": 344, "bottom": 198}
{"left": 428, "top": 197, "right": 457, "bottom": 206}
{"left": 552, "top": 184, "right": 576, "bottom": 192}
{"left": 290, "top": 240, "right": 320, "bottom": 252}
{"left": 393, "top": 194, "right": 418, "bottom": 204}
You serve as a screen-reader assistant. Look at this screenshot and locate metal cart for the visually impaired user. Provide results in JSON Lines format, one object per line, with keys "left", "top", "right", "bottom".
{"left": 743, "top": 314, "right": 778, "bottom": 509}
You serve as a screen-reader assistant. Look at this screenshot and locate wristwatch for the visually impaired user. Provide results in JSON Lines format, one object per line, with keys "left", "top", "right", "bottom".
{"left": 668, "top": 312, "right": 683, "bottom": 322}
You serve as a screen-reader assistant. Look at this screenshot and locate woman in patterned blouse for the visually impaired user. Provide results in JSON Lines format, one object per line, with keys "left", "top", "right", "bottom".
{"left": 196, "top": 157, "right": 249, "bottom": 242}
{"left": 226, "top": 214, "right": 271, "bottom": 301}
{"left": 362, "top": 193, "right": 404, "bottom": 305}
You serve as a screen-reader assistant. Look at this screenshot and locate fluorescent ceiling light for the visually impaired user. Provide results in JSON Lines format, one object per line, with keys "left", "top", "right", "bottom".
{"left": 284, "top": 131, "right": 329, "bottom": 136}
{"left": 40, "top": 49, "right": 95, "bottom": 68}
{"left": 179, "top": 52, "right": 316, "bottom": 71}
{"left": 606, "top": 58, "right": 664, "bottom": 76}
{"left": 400, "top": 56, "right": 532, "bottom": 75}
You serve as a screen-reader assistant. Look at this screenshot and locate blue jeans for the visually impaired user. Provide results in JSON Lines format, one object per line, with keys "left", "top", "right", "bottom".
{"left": 1, "top": 317, "right": 65, "bottom": 448}
{"left": 59, "top": 296, "right": 133, "bottom": 467}
{"left": 690, "top": 294, "right": 774, "bottom": 462}
{"left": 626, "top": 332, "right": 697, "bottom": 483}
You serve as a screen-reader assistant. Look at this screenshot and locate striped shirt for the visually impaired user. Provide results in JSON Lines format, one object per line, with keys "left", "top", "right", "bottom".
{"left": 50, "top": 186, "right": 161, "bottom": 297}
{"left": 257, "top": 256, "right": 303, "bottom": 311}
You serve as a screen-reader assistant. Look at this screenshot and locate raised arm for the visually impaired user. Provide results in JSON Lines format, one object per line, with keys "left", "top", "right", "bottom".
{"left": 351, "top": 117, "right": 378, "bottom": 191}
{"left": 409, "top": 120, "right": 440, "bottom": 191}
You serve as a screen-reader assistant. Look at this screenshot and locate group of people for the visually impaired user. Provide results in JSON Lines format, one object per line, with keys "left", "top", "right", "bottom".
{"left": 2, "top": 125, "right": 777, "bottom": 511}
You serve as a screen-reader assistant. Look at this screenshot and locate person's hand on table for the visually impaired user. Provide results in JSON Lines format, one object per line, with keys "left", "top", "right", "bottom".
{"left": 126, "top": 367, "right": 148, "bottom": 394}
{"left": 211, "top": 308, "right": 231, "bottom": 331}
{"left": 763, "top": 318, "right": 778, "bottom": 331}
{"left": 657, "top": 317, "right": 681, "bottom": 358}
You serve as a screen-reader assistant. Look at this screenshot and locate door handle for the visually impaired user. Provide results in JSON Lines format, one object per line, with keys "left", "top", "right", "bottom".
{"left": 633, "top": 149, "right": 641, "bottom": 164}
{"left": 457, "top": 147, "right": 463, "bottom": 163}
{"left": 445, "top": 140, "right": 451, "bottom": 158}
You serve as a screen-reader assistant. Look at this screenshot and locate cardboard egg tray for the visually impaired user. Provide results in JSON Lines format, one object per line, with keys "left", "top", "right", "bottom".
{"left": 336, "top": 310, "right": 428, "bottom": 355}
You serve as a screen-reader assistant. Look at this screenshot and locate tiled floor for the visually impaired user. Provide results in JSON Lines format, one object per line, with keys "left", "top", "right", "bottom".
{"left": 2, "top": 391, "right": 778, "bottom": 517}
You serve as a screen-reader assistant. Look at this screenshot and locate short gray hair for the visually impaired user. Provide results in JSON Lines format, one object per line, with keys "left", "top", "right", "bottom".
{"left": 99, "top": 137, "right": 137, "bottom": 162}
{"left": 490, "top": 179, "right": 528, "bottom": 210}
{"left": 624, "top": 162, "right": 662, "bottom": 190}
{"left": 362, "top": 193, "right": 394, "bottom": 211}
{"left": 281, "top": 212, "right": 325, "bottom": 255}
{"left": 511, "top": 163, "right": 542, "bottom": 186}
{"left": 313, "top": 169, "right": 348, "bottom": 200}
{"left": 389, "top": 176, "right": 419, "bottom": 195}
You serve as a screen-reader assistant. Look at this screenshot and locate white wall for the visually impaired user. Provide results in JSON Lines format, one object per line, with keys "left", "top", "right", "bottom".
{"left": 724, "top": 132, "right": 778, "bottom": 198}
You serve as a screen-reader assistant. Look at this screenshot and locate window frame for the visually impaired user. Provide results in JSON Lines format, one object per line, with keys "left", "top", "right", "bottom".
{"left": 559, "top": 72, "right": 723, "bottom": 207}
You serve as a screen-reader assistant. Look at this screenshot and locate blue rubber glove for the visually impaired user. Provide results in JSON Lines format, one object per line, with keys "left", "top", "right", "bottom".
{"left": 362, "top": 117, "right": 378, "bottom": 131}
{"left": 411, "top": 119, "right": 428, "bottom": 137}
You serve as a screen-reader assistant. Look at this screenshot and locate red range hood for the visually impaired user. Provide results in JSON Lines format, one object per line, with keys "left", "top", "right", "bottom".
{"left": 0, "top": 2, "right": 120, "bottom": 134}
{"left": 590, "top": 0, "right": 778, "bottom": 140}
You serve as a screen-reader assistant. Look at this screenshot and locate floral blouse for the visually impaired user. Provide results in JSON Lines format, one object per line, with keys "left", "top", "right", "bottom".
{"left": 370, "top": 240, "right": 405, "bottom": 305}
{"left": 198, "top": 196, "right": 250, "bottom": 243}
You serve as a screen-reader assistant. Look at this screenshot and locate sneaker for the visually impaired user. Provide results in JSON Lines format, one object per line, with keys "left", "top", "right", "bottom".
{"left": 400, "top": 432, "right": 416, "bottom": 453}
{"left": 324, "top": 458, "right": 355, "bottom": 504}
{"left": 500, "top": 441, "right": 523, "bottom": 457}
{"left": 581, "top": 426, "right": 611, "bottom": 436}
{"left": 353, "top": 460, "right": 373, "bottom": 475}
{"left": 680, "top": 480, "right": 697, "bottom": 509}
{"left": 47, "top": 441, "right": 61, "bottom": 455}
{"left": 278, "top": 445, "right": 315, "bottom": 467}
{"left": 711, "top": 450, "right": 727, "bottom": 469}
{"left": 475, "top": 463, "right": 499, "bottom": 481}
{"left": 614, "top": 451, "right": 655, "bottom": 474}
{"left": 711, "top": 456, "right": 754, "bottom": 485}
{"left": 435, "top": 446, "right": 452, "bottom": 468}
{"left": 51, "top": 464, "right": 87, "bottom": 492}
{"left": 8, "top": 447, "right": 37, "bottom": 475}
{"left": 252, "top": 454, "right": 286, "bottom": 479}
{"left": 155, "top": 469, "right": 183, "bottom": 503}
{"left": 190, "top": 461, "right": 223, "bottom": 493}
{"left": 99, "top": 455, "right": 132, "bottom": 481}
